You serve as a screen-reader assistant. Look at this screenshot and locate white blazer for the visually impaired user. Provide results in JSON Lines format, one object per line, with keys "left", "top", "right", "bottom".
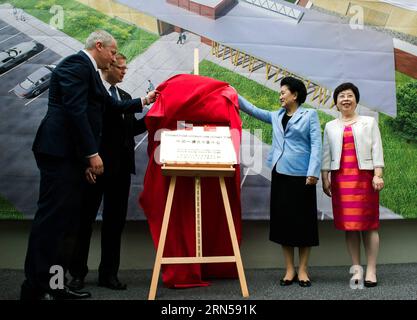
{"left": 322, "top": 116, "right": 384, "bottom": 171}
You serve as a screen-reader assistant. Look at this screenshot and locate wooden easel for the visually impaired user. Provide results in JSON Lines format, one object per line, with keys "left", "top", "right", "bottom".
{"left": 148, "top": 164, "right": 249, "bottom": 300}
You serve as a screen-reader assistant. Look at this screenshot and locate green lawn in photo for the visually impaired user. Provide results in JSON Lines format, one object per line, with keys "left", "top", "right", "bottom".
{"left": 200, "top": 61, "right": 417, "bottom": 219}
{"left": 0, "top": 0, "right": 159, "bottom": 62}
{"left": 379, "top": 114, "right": 417, "bottom": 219}
{"left": 379, "top": 72, "right": 417, "bottom": 218}
{"left": 0, "top": 195, "right": 24, "bottom": 220}
{"left": 395, "top": 71, "right": 414, "bottom": 87}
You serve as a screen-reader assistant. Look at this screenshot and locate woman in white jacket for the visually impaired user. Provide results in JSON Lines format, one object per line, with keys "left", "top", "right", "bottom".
{"left": 321, "top": 83, "right": 384, "bottom": 288}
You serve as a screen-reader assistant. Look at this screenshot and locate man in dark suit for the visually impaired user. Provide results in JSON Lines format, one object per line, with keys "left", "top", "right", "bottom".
{"left": 21, "top": 30, "right": 157, "bottom": 300}
{"left": 67, "top": 53, "right": 148, "bottom": 291}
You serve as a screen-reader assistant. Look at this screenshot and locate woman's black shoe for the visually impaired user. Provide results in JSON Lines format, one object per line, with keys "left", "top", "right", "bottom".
{"left": 298, "top": 279, "right": 312, "bottom": 287}
{"left": 279, "top": 274, "right": 298, "bottom": 286}
{"left": 364, "top": 280, "right": 377, "bottom": 288}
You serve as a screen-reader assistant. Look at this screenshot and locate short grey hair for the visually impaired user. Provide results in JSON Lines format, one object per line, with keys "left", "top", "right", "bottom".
{"left": 85, "top": 30, "right": 115, "bottom": 49}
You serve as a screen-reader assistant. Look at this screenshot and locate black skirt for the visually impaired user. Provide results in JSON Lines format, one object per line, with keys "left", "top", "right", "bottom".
{"left": 269, "top": 168, "right": 319, "bottom": 247}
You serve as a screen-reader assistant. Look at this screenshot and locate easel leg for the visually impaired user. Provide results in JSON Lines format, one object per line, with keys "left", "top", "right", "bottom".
{"left": 148, "top": 176, "right": 177, "bottom": 300}
{"left": 219, "top": 177, "right": 249, "bottom": 298}
{"left": 195, "top": 177, "right": 202, "bottom": 257}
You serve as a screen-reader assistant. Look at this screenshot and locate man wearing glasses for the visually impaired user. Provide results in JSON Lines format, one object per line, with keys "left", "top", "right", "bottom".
{"left": 67, "top": 53, "right": 148, "bottom": 291}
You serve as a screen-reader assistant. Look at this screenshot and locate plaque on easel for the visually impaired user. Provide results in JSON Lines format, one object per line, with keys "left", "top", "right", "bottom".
{"left": 148, "top": 125, "right": 249, "bottom": 300}
{"left": 160, "top": 126, "right": 237, "bottom": 166}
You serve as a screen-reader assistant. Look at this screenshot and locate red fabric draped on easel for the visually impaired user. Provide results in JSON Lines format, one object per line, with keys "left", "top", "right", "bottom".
{"left": 139, "top": 74, "right": 242, "bottom": 288}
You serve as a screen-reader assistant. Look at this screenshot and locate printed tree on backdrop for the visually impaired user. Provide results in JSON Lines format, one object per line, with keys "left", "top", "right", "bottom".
{"left": 388, "top": 81, "right": 417, "bottom": 143}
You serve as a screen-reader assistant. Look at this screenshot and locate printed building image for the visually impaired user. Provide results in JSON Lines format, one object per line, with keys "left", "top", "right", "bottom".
{"left": 310, "top": 0, "right": 417, "bottom": 78}
{"left": 77, "top": 0, "right": 409, "bottom": 117}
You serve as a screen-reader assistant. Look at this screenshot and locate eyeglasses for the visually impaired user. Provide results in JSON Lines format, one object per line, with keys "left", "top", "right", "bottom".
{"left": 113, "top": 65, "right": 128, "bottom": 71}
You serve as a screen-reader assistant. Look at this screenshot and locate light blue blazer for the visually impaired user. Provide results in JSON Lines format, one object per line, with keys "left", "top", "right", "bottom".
{"left": 238, "top": 95, "right": 322, "bottom": 178}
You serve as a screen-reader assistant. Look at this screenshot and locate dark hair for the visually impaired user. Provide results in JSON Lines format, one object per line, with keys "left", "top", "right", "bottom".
{"left": 333, "top": 82, "right": 360, "bottom": 105}
{"left": 280, "top": 76, "right": 307, "bottom": 105}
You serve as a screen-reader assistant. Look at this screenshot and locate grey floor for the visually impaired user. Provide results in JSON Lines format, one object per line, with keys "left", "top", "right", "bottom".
{"left": 1, "top": 263, "right": 416, "bottom": 300}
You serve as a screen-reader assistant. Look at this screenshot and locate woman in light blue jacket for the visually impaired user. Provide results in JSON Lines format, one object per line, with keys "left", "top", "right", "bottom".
{"left": 238, "top": 77, "right": 322, "bottom": 287}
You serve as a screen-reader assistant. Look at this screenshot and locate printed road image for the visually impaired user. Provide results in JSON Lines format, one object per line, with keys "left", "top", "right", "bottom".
{"left": 0, "top": 18, "right": 61, "bottom": 219}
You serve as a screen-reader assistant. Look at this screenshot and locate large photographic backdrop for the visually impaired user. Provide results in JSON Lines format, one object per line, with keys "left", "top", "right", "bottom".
{"left": 0, "top": 0, "right": 416, "bottom": 220}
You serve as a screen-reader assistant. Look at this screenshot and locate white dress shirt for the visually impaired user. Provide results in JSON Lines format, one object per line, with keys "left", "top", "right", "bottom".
{"left": 82, "top": 49, "right": 98, "bottom": 72}
{"left": 101, "top": 77, "right": 121, "bottom": 101}
{"left": 101, "top": 77, "right": 124, "bottom": 119}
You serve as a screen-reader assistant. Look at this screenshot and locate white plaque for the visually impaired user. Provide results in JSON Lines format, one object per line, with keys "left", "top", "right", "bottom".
{"left": 160, "top": 126, "right": 237, "bottom": 165}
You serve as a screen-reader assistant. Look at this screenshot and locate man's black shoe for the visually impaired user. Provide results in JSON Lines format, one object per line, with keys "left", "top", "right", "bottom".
{"left": 21, "top": 281, "right": 90, "bottom": 300}
{"left": 67, "top": 277, "right": 85, "bottom": 290}
{"left": 98, "top": 276, "right": 127, "bottom": 290}
{"left": 49, "top": 286, "right": 91, "bottom": 300}
{"left": 39, "top": 293, "right": 55, "bottom": 300}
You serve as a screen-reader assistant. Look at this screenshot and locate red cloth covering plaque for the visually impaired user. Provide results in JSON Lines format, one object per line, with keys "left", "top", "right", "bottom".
{"left": 139, "top": 74, "right": 242, "bottom": 288}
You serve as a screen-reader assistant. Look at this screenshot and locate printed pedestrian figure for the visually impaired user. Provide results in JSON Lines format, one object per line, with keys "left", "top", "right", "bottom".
{"left": 182, "top": 32, "right": 186, "bottom": 44}
{"left": 176, "top": 32, "right": 183, "bottom": 45}
{"left": 13, "top": 8, "right": 26, "bottom": 21}
{"left": 147, "top": 80, "right": 155, "bottom": 94}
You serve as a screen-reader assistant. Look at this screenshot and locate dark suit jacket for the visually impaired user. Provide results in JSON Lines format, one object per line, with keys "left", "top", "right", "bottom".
{"left": 32, "top": 51, "right": 143, "bottom": 161}
{"left": 100, "top": 87, "right": 147, "bottom": 176}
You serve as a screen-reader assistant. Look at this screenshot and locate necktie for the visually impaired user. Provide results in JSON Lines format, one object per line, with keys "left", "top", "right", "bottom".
{"left": 109, "top": 85, "right": 118, "bottom": 100}
{"left": 109, "top": 85, "right": 123, "bottom": 119}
